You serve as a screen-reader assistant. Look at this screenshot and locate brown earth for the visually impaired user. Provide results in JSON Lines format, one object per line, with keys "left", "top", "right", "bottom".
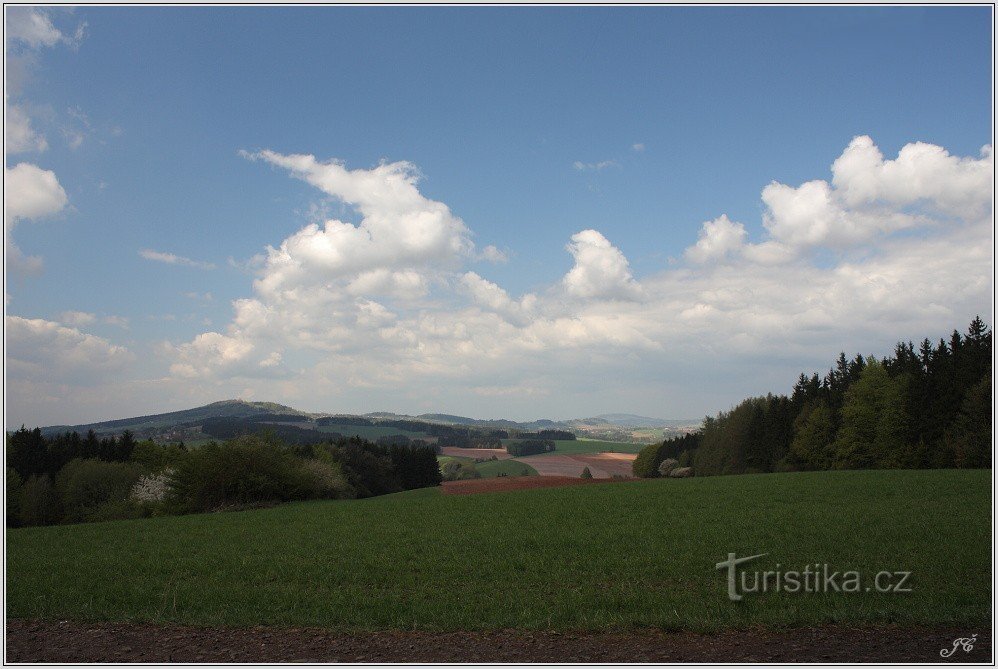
{"left": 512, "top": 452, "right": 637, "bottom": 479}
{"left": 512, "top": 453, "right": 601, "bottom": 478}
{"left": 441, "top": 475, "right": 607, "bottom": 495}
{"left": 573, "top": 452, "right": 638, "bottom": 478}
{"left": 6, "top": 619, "right": 990, "bottom": 663}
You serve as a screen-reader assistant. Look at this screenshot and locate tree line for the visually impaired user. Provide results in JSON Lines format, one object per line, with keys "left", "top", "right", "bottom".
{"left": 635, "top": 317, "right": 991, "bottom": 477}
{"left": 6, "top": 430, "right": 442, "bottom": 528}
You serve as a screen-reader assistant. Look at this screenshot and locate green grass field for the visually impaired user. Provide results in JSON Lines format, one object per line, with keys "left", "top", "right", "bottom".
{"left": 6, "top": 470, "right": 989, "bottom": 632}
{"left": 474, "top": 459, "right": 538, "bottom": 478}
{"left": 503, "top": 438, "right": 646, "bottom": 455}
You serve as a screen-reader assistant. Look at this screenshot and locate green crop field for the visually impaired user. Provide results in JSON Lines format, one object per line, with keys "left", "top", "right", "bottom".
{"left": 504, "top": 438, "right": 647, "bottom": 455}
{"left": 475, "top": 459, "right": 538, "bottom": 478}
{"left": 6, "top": 470, "right": 989, "bottom": 632}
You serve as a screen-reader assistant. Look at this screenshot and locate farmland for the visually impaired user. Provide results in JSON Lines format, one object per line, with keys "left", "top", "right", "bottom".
{"left": 7, "top": 469, "right": 989, "bottom": 632}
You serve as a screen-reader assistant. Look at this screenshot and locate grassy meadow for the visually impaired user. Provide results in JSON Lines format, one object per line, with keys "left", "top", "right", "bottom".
{"left": 7, "top": 469, "right": 989, "bottom": 632}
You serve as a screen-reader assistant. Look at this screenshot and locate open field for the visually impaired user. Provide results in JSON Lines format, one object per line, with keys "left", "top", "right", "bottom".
{"left": 512, "top": 452, "right": 637, "bottom": 478}
{"left": 6, "top": 470, "right": 989, "bottom": 632}
{"left": 439, "top": 447, "right": 511, "bottom": 460}
{"left": 503, "top": 438, "right": 647, "bottom": 455}
{"left": 474, "top": 459, "right": 537, "bottom": 478}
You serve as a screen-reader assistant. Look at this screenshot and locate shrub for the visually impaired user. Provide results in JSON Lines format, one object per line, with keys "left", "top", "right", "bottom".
{"left": 657, "top": 458, "right": 679, "bottom": 477}
{"left": 6, "top": 468, "right": 22, "bottom": 527}
{"left": 85, "top": 499, "right": 147, "bottom": 523}
{"left": 441, "top": 460, "right": 480, "bottom": 481}
{"left": 57, "top": 459, "right": 144, "bottom": 524}
{"left": 19, "top": 474, "right": 61, "bottom": 526}
{"left": 323, "top": 442, "right": 402, "bottom": 498}
{"left": 131, "top": 470, "right": 174, "bottom": 503}
{"left": 580, "top": 467, "right": 593, "bottom": 479}
{"left": 669, "top": 466, "right": 694, "bottom": 478}
{"left": 166, "top": 436, "right": 315, "bottom": 513}
{"left": 297, "top": 458, "right": 354, "bottom": 499}
{"left": 632, "top": 442, "right": 668, "bottom": 477}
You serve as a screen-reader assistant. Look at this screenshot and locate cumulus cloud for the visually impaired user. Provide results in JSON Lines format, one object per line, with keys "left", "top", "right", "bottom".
{"left": 685, "top": 215, "right": 747, "bottom": 264}
{"left": 6, "top": 316, "right": 134, "bottom": 384}
{"left": 562, "top": 230, "right": 643, "bottom": 300}
{"left": 139, "top": 249, "right": 216, "bottom": 270}
{"left": 5, "top": 162, "right": 69, "bottom": 275}
{"left": 6, "top": 103, "right": 47, "bottom": 153}
{"left": 5, "top": 162, "right": 68, "bottom": 221}
{"left": 684, "top": 135, "right": 993, "bottom": 263}
{"left": 158, "top": 137, "right": 990, "bottom": 423}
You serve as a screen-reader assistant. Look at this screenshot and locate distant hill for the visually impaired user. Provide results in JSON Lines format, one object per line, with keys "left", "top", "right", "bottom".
{"left": 37, "top": 400, "right": 308, "bottom": 438}
{"left": 583, "top": 414, "right": 699, "bottom": 429}
{"left": 28, "top": 399, "right": 697, "bottom": 444}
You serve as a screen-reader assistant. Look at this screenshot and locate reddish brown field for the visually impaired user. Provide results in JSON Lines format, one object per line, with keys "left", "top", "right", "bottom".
{"left": 513, "top": 452, "right": 637, "bottom": 479}
{"left": 573, "top": 452, "right": 637, "bottom": 478}
{"left": 441, "top": 476, "right": 606, "bottom": 495}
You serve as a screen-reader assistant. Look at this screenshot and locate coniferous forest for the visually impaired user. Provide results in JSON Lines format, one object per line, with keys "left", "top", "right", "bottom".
{"left": 637, "top": 317, "right": 992, "bottom": 477}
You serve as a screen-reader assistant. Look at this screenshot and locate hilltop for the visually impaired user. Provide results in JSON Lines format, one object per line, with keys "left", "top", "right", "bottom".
{"left": 26, "top": 400, "right": 700, "bottom": 444}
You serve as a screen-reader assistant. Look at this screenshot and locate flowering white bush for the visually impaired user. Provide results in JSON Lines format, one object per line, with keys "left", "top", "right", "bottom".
{"left": 130, "top": 469, "right": 173, "bottom": 503}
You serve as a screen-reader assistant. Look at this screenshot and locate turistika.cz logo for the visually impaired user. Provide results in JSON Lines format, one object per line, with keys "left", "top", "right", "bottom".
{"left": 715, "top": 552, "right": 913, "bottom": 602}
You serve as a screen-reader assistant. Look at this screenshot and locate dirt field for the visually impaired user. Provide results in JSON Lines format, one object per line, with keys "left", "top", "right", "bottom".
{"left": 513, "top": 452, "right": 637, "bottom": 478}
{"left": 573, "top": 452, "right": 638, "bottom": 477}
{"left": 441, "top": 476, "right": 605, "bottom": 495}
{"left": 440, "top": 447, "right": 512, "bottom": 460}
{"left": 6, "top": 619, "right": 990, "bottom": 662}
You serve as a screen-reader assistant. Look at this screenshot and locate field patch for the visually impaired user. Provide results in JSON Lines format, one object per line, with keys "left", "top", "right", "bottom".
{"left": 439, "top": 447, "right": 511, "bottom": 460}
{"left": 6, "top": 470, "right": 990, "bottom": 633}
{"left": 474, "top": 459, "right": 537, "bottom": 478}
{"left": 441, "top": 475, "right": 601, "bottom": 495}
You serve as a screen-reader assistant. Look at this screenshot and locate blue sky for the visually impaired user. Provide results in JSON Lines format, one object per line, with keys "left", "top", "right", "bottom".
{"left": 5, "top": 6, "right": 993, "bottom": 426}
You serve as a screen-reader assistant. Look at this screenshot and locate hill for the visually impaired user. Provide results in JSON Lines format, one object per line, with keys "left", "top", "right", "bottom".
{"left": 36, "top": 400, "right": 307, "bottom": 438}
{"left": 28, "top": 400, "right": 697, "bottom": 444}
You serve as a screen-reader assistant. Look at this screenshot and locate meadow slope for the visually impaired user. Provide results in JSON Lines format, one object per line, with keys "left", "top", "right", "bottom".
{"left": 6, "top": 470, "right": 990, "bottom": 632}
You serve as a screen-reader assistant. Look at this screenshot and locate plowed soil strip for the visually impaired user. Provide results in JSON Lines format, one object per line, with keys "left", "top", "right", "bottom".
{"left": 6, "top": 620, "right": 990, "bottom": 663}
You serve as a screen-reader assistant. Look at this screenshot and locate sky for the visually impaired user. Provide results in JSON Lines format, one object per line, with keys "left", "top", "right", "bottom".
{"left": 4, "top": 5, "right": 994, "bottom": 427}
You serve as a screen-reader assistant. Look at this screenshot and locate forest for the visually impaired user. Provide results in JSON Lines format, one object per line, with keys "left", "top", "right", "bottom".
{"left": 635, "top": 317, "right": 992, "bottom": 477}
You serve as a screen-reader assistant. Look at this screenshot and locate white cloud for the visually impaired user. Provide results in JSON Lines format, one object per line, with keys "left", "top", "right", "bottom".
{"left": 6, "top": 103, "right": 47, "bottom": 153}
{"left": 103, "top": 315, "right": 130, "bottom": 329}
{"left": 479, "top": 244, "right": 508, "bottom": 264}
{"left": 60, "top": 310, "right": 96, "bottom": 326}
{"left": 6, "top": 316, "right": 135, "bottom": 384}
{"left": 6, "top": 7, "right": 85, "bottom": 50}
{"left": 573, "top": 159, "right": 619, "bottom": 171}
{"left": 631, "top": 143, "right": 645, "bottom": 152}
{"left": 5, "top": 162, "right": 69, "bottom": 275}
{"left": 184, "top": 291, "right": 214, "bottom": 302}
{"left": 155, "top": 136, "right": 990, "bottom": 424}
{"left": 5, "top": 162, "right": 68, "bottom": 221}
{"left": 562, "top": 229, "right": 643, "bottom": 301}
{"left": 685, "top": 215, "right": 747, "bottom": 264}
{"left": 139, "top": 249, "right": 216, "bottom": 270}
{"left": 683, "top": 135, "right": 993, "bottom": 263}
